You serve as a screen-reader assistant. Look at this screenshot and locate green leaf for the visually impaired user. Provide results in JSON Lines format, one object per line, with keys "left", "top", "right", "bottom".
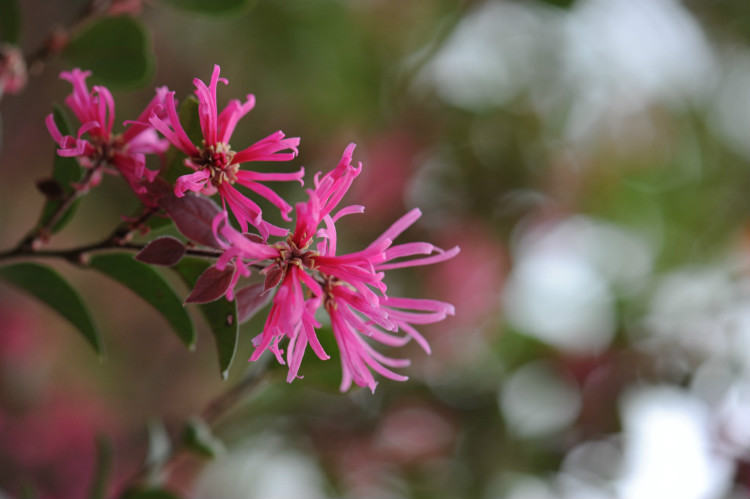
{"left": 122, "top": 488, "right": 182, "bottom": 499}
{"left": 163, "top": 0, "right": 256, "bottom": 15}
{"left": 181, "top": 417, "right": 224, "bottom": 459}
{"left": 0, "top": 262, "right": 103, "bottom": 356}
{"left": 89, "top": 253, "right": 195, "bottom": 349}
{"left": 0, "top": 0, "right": 20, "bottom": 43}
{"left": 20, "top": 483, "right": 39, "bottom": 499}
{"left": 174, "top": 258, "right": 238, "bottom": 379}
{"left": 63, "top": 16, "right": 154, "bottom": 90}
{"left": 37, "top": 105, "right": 85, "bottom": 234}
{"left": 89, "top": 435, "right": 113, "bottom": 499}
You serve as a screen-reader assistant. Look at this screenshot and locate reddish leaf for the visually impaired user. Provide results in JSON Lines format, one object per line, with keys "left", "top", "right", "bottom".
{"left": 36, "top": 178, "right": 64, "bottom": 199}
{"left": 236, "top": 283, "right": 273, "bottom": 323}
{"left": 185, "top": 265, "right": 235, "bottom": 304}
{"left": 244, "top": 233, "right": 264, "bottom": 243}
{"left": 263, "top": 266, "right": 283, "bottom": 292}
{"left": 135, "top": 236, "right": 186, "bottom": 266}
{"left": 158, "top": 193, "right": 222, "bottom": 248}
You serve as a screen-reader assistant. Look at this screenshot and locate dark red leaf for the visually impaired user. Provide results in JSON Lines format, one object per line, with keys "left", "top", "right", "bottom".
{"left": 244, "top": 233, "right": 264, "bottom": 244}
{"left": 185, "top": 265, "right": 235, "bottom": 304}
{"left": 235, "top": 283, "right": 273, "bottom": 323}
{"left": 36, "top": 178, "right": 64, "bottom": 199}
{"left": 135, "top": 236, "right": 186, "bottom": 266}
{"left": 158, "top": 193, "right": 222, "bottom": 248}
{"left": 263, "top": 266, "right": 283, "bottom": 292}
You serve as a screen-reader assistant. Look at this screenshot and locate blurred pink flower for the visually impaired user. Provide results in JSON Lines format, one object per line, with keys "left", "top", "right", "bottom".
{"left": 374, "top": 401, "right": 457, "bottom": 465}
{"left": 0, "top": 297, "right": 120, "bottom": 499}
{"left": 423, "top": 221, "right": 506, "bottom": 368}
{"left": 214, "top": 144, "right": 459, "bottom": 391}
{"left": 0, "top": 392, "right": 115, "bottom": 499}
{"left": 349, "top": 130, "right": 421, "bottom": 220}
{"left": 106, "top": 0, "right": 144, "bottom": 15}
{"left": 150, "top": 65, "right": 303, "bottom": 240}
{"left": 0, "top": 44, "right": 27, "bottom": 96}
{"left": 45, "top": 68, "right": 169, "bottom": 199}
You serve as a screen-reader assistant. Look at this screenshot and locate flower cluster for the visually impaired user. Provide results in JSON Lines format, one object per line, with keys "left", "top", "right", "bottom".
{"left": 149, "top": 65, "right": 303, "bottom": 240}
{"left": 45, "top": 69, "right": 170, "bottom": 199}
{"left": 48, "top": 65, "right": 458, "bottom": 392}
{"left": 214, "top": 144, "right": 459, "bottom": 391}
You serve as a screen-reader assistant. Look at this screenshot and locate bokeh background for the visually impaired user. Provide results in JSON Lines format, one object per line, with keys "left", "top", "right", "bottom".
{"left": 1, "top": 0, "right": 750, "bottom": 498}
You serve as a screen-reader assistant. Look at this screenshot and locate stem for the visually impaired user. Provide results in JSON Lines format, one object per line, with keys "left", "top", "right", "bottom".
{"left": 0, "top": 202, "right": 223, "bottom": 265}
{"left": 10, "top": 156, "right": 106, "bottom": 257}
{"left": 25, "top": 0, "right": 117, "bottom": 75}
{"left": 201, "top": 358, "right": 270, "bottom": 425}
{"left": 0, "top": 236, "right": 224, "bottom": 266}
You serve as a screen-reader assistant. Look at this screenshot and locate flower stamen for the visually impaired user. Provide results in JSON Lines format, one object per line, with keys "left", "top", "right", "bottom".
{"left": 195, "top": 142, "right": 238, "bottom": 187}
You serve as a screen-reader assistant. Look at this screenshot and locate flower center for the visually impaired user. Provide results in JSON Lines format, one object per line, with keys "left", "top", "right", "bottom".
{"left": 277, "top": 236, "right": 319, "bottom": 270}
{"left": 264, "top": 237, "right": 321, "bottom": 291}
{"left": 322, "top": 275, "right": 354, "bottom": 311}
{"left": 198, "top": 142, "right": 238, "bottom": 187}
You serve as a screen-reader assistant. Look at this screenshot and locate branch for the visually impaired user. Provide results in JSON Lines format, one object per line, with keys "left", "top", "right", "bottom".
{"left": 11, "top": 155, "right": 107, "bottom": 256}
{"left": 25, "top": 0, "right": 121, "bottom": 76}
{"left": 0, "top": 207, "right": 224, "bottom": 265}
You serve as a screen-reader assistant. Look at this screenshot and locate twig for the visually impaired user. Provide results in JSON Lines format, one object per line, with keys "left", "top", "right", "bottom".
{"left": 25, "top": 0, "right": 116, "bottom": 76}
{"left": 11, "top": 155, "right": 106, "bottom": 256}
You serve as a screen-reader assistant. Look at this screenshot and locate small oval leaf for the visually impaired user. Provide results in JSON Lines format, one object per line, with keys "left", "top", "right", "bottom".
{"left": 185, "top": 265, "right": 235, "bottom": 304}
{"left": 35, "top": 178, "right": 64, "bottom": 199}
{"left": 63, "top": 16, "right": 154, "bottom": 89}
{"left": 135, "top": 236, "right": 186, "bottom": 266}
{"left": 89, "top": 253, "right": 195, "bottom": 349}
{"left": 263, "top": 266, "right": 283, "bottom": 292}
{"left": 0, "top": 262, "right": 103, "bottom": 356}
{"left": 158, "top": 193, "right": 222, "bottom": 248}
{"left": 236, "top": 283, "right": 272, "bottom": 323}
{"left": 181, "top": 417, "right": 224, "bottom": 459}
{"left": 174, "top": 258, "right": 238, "bottom": 379}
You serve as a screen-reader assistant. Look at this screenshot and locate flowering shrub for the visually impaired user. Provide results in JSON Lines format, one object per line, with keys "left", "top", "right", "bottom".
{"left": 2, "top": 62, "right": 459, "bottom": 385}
{"left": 0, "top": 56, "right": 458, "bottom": 495}
{"left": 3, "top": 2, "right": 749, "bottom": 499}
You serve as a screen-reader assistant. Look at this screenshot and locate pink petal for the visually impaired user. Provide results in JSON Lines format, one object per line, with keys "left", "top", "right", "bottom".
{"left": 45, "top": 114, "right": 64, "bottom": 145}
{"left": 233, "top": 131, "right": 300, "bottom": 164}
{"left": 175, "top": 169, "right": 211, "bottom": 197}
{"left": 149, "top": 91, "right": 200, "bottom": 157}
{"left": 193, "top": 65, "right": 226, "bottom": 145}
{"left": 370, "top": 208, "right": 422, "bottom": 248}
{"left": 217, "top": 94, "right": 255, "bottom": 144}
{"left": 234, "top": 172, "right": 294, "bottom": 220}
{"left": 376, "top": 245, "right": 460, "bottom": 271}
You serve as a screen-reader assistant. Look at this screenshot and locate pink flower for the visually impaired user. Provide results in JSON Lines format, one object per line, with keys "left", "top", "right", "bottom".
{"left": 45, "top": 68, "right": 169, "bottom": 200}
{"left": 213, "top": 144, "right": 459, "bottom": 392}
{"left": 150, "top": 65, "right": 303, "bottom": 240}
